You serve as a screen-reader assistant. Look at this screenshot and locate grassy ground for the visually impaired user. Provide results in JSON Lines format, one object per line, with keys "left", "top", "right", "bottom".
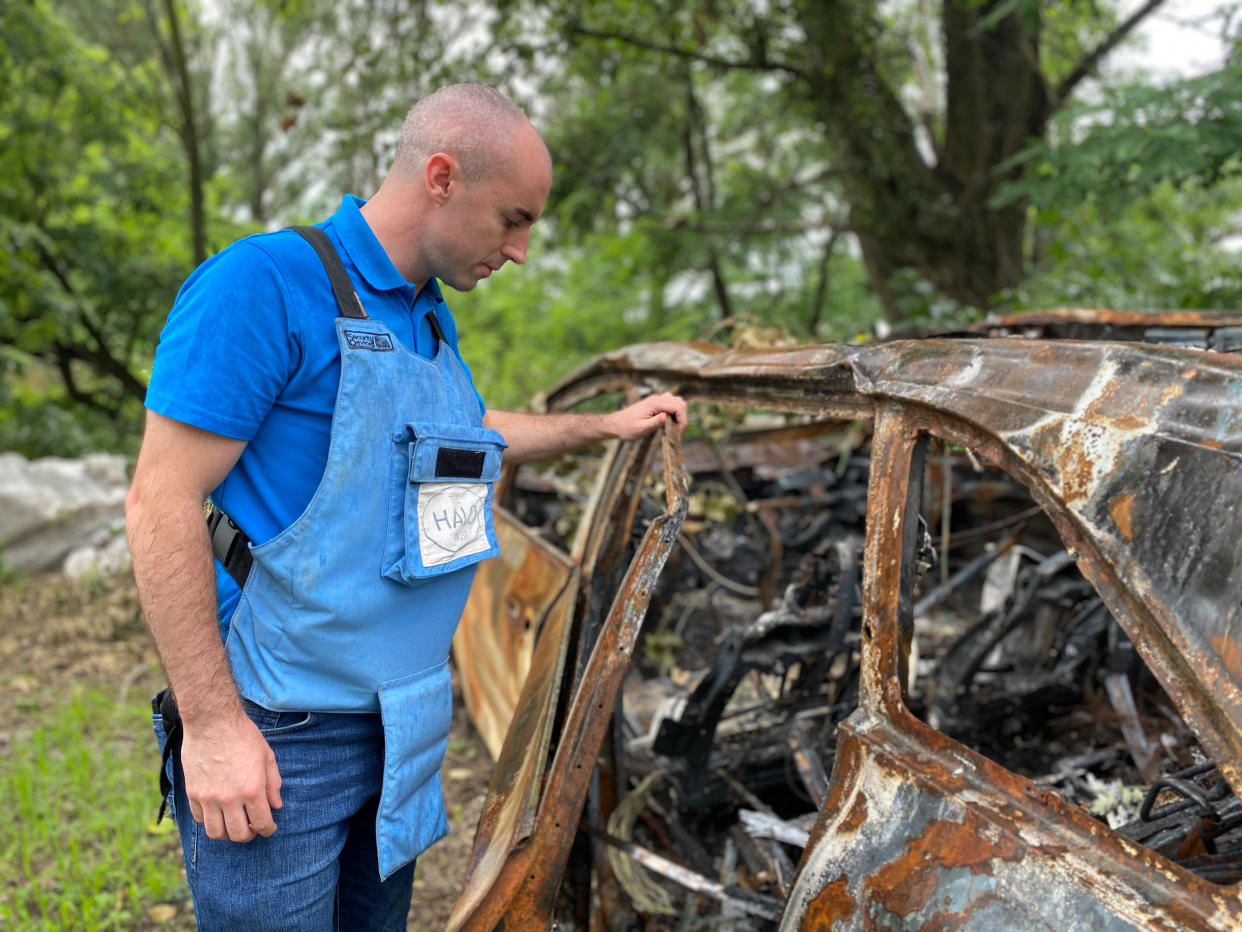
{"left": 0, "top": 571, "right": 491, "bottom": 931}
{"left": 1, "top": 688, "right": 190, "bottom": 929}
{"left": 0, "top": 573, "right": 191, "bottom": 929}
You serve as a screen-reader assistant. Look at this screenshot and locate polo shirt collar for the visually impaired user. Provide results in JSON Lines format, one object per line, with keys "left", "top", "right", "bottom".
{"left": 329, "top": 195, "right": 410, "bottom": 293}
{"left": 419, "top": 276, "right": 446, "bottom": 306}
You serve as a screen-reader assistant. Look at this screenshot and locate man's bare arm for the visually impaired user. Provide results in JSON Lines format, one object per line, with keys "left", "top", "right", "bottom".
{"left": 484, "top": 392, "right": 687, "bottom": 464}
{"left": 125, "top": 411, "right": 281, "bottom": 843}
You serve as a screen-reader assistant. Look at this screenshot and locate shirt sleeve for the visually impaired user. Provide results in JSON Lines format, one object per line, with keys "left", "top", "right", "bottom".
{"left": 145, "top": 239, "right": 302, "bottom": 441}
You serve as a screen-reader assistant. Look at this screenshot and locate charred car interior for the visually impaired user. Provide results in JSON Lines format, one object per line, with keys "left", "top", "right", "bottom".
{"left": 447, "top": 320, "right": 1242, "bottom": 930}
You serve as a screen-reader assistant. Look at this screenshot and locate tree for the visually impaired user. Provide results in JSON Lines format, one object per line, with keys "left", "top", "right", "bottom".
{"left": 487, "top": 0, "right": 1170, "bottom": 321}
{"left": 0, "top": 0, "right": 465, "bottom": 454}
{"left": 8, "top": 0, "right": 1238, "bottom": 456}
{"left": 999, "top": 55, "right": 1242, "bottom": 217}
{"left": 0, "top": 0, "right": 199, "bottom": 454}
{"left": 995, "top": 38, "right": 1242, "bottom": 313}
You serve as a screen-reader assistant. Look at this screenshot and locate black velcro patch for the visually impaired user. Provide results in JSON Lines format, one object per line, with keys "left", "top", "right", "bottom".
{"left": 436, "top": 447, "right": 485, "bottom": 479}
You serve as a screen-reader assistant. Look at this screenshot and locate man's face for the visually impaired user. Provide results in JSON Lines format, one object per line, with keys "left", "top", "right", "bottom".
{"left": 427, "top": 130, "right": 552, "bottom": 292}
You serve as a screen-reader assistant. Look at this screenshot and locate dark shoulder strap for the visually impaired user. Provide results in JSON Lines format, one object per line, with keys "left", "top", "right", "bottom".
{"left": 291, "top": 224, "right": 449, "bottom": 343}
{"left": 291, "top": 225, "right": 368, "bottom": 320}
{"left": 425, "top": 307, "right": 447, "bottom": 343}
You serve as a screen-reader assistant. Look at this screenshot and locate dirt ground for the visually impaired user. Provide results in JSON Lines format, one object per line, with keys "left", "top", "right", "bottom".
{"left": 0, "top": 569, "right": 495, "bottom": 930}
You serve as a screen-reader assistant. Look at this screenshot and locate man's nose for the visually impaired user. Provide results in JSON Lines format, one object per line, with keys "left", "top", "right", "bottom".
{"left": 500, "top": 229, "right": 530, "bottom": 265}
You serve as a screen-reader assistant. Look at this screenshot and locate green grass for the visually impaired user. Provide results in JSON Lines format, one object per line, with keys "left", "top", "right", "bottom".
{"left": 0, "top": 684, "right": 191, "bottom": 930}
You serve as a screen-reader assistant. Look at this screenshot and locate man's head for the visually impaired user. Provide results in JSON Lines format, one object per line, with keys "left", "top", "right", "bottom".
{"left": 393, "top": 83, "right": 533, "bottom": 185}
{"left": 365, "top": 83, "right": 553, "bottom": 291}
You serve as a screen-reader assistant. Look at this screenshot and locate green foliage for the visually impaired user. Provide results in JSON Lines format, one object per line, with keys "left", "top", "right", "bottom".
{"left": 478, "top": 0, "right": 886, "bottom": 361}
{"left": 0, "top": 373, "right": 144, "bottom": 460}
{"left": 7, "top": 0, "right": 1242, "bottom": 451}
{"left": 0, "top": 685, "right": 188, "bottom": 929}
{"left": 997, "top": 61, "right": 1242, "bottom": 217}
{"left": 454, "top": 226, "right": 712, "bottom": 409}
{"left": 0, "top": 0, "right": 210, "bottom": 456}
{"left": 1003, "top": 178, "right": 1242, "bottom": 311}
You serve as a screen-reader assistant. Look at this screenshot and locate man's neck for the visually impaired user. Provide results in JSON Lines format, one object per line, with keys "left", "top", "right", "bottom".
{"left": 359, "top": 185, "right": 429, "bottom": 290}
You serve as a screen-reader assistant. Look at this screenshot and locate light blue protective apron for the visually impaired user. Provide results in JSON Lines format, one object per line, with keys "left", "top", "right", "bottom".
{"left": 223, "top": 227, "right": 506, "bottom": 879}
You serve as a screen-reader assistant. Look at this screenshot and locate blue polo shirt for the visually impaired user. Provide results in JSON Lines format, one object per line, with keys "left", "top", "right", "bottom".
{"left": 146, "top": 196, "right": 484, "bottom": 626}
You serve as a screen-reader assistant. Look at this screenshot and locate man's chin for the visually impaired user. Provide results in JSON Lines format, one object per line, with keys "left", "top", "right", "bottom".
{"left": 442, "top": 275, "right": 480, "bottom": 293}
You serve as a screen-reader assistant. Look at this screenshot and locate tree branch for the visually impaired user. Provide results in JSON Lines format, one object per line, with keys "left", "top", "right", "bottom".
{"left": 808, "top": 228, "right": 841, "bottom": 335}
{"left": 669, "top": 219, "right": 843, "bottom": 236}
{"left": 52, "top": 344, "right": 119, "bottom": 414}
{"left": 565, "top": 22, "right": 809, "bottom": 80}
{"left": 681, "top": 71, "right": 733, "bottom": 320}
{"left": 33, "top": 240, "right": 149, "bottom": 401}
{"left": 1054, "top": 0, "right": 1170, "bottom": 107}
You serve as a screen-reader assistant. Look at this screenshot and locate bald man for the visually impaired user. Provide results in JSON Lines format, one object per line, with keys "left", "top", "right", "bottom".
{"left": 126, "top": 83, "right": 684, "bottom": 930}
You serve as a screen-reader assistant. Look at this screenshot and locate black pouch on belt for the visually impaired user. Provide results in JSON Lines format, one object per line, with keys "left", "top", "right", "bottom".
{"left": 206, "top": 505, "right": 253, "bottom": 588}
{"left": 152, "top": 687, "right": 183, "bottom": 823}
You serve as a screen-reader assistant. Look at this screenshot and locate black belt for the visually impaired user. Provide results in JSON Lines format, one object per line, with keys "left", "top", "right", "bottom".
{"left": 207, "top": 505, "right": 252, "bottom": 587}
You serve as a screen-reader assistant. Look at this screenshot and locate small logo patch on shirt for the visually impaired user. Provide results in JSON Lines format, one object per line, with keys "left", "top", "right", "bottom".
{"left": 344, "top": 331, "right": 394, "bottom": 352}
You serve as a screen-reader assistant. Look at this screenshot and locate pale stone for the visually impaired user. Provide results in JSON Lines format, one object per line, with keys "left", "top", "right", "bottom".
{"left": 0, "top": 451, "right": 129, "bottom": 573}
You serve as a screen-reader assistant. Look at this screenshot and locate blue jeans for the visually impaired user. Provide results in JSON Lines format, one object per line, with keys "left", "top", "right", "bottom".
{"left": 153, "top": 699, "right": 416, "bottom": 931}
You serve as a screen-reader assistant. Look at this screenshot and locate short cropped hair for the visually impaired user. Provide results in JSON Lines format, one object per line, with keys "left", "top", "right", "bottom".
{"left": 393, "top": 83, "right": 531, "bottom": 183}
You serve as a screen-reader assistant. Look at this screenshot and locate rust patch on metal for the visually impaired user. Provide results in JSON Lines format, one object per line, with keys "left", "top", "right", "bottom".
{"left": 804, "top": 874, "right": 856, "bottom": 930}
{"left": 877, "top": 864, "right": 940, "bottom": 918}
{"left": 913, "top": 894, "right": 1025, "bottom": 932}
{"left": 1052, "top": 432, "right": 1094, "bottom": 505}
{"left": 1109, "top": 491, "right": 1136, "bottom": 541}
{"left": 977, "top": 307, "right": 1242, "bottom": 330}
{"left": 870, "top": 816, "right": 1024, "bottom": 918}
{"left": 1107, "top": 413, "right": 1147, "bottom": 431}
{"left": 1211, "top": 633, "right": 1242, "bottom": 684}
{"left": 450, "top": 425, "right": 689, "bottom": 929}
{"left": 453, "top": 512, "right": 575, "bottom": 758}
{"left": 839, "top": 789, "right": 868, "bottom": 834}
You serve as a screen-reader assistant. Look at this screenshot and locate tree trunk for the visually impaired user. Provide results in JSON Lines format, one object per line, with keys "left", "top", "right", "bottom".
{"left": 154, "top": 0, "right": 207, "bottom": 266}
{"left": 796, "top": 0, "right": 1047, "bottom": 317}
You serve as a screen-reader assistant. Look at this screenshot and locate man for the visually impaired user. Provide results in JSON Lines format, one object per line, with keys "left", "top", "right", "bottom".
{"left": 125, "top": 83, "right": 686, "bottom": 930}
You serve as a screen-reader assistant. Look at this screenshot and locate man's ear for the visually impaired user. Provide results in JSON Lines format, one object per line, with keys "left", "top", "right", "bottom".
{"left": 425, "top": 152, "right": 458, "bottom": 205}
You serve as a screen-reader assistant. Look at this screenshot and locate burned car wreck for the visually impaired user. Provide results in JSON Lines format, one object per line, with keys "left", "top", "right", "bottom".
{"left": 446, "top": 328, "right": 1242, "bottom": 930}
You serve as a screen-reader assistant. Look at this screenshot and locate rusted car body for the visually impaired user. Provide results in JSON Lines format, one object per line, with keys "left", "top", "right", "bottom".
{"left": 448, "top": 331, "right": 1242, "bottom": 930}
{"left": 973, "top": 307, "right": 1242, "bottom": 351}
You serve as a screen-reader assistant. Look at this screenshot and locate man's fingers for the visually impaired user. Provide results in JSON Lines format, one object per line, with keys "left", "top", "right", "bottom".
{"left": 201, "top": 804, "right": 229, "bottom": 841}
{"left": 244, "top": 794, "right": 278, "bottom": 838}
{"left": 221, "top": 801, "right": 258, "bottom": 842}
{"left": 266, "top": 754, "right": 283, "bottom": 811}
{"left": 643, "top": 394, "right": 687, "bottom": 432}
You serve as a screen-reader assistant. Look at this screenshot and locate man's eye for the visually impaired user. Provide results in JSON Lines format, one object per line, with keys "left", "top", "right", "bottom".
{"left": 504, "top": 217, "right": 520, "bottom": 229}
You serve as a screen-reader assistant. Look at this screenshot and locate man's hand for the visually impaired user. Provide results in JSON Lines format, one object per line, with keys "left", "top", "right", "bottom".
{"left": 486, "top": 392, "right": 689, "bottom": 464}
{"left": 181, "top": 712, "right": 283, "bottom": 842}
{"left": 604, "top": 392, "right": 688, "bottom": 441}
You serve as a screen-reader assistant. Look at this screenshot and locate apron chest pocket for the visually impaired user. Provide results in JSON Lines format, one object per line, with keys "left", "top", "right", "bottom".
{"left": 383, "top": 422, "right": 506, "bottom": 583}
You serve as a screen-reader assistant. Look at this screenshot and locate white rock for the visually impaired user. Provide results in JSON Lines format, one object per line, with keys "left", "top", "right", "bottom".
{"left": 0, "top": 451, "right": 130, "bottom": 573}
{"left": 63, "top": 532, "right": 133, "bottom": 579}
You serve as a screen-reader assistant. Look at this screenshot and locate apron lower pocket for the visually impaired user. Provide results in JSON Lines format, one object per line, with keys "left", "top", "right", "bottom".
{"left": 374, "top": 659, "right": 453, "bottom": 879}
{"left": 383, "top": 422, "right": 506, "bottom": 584}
